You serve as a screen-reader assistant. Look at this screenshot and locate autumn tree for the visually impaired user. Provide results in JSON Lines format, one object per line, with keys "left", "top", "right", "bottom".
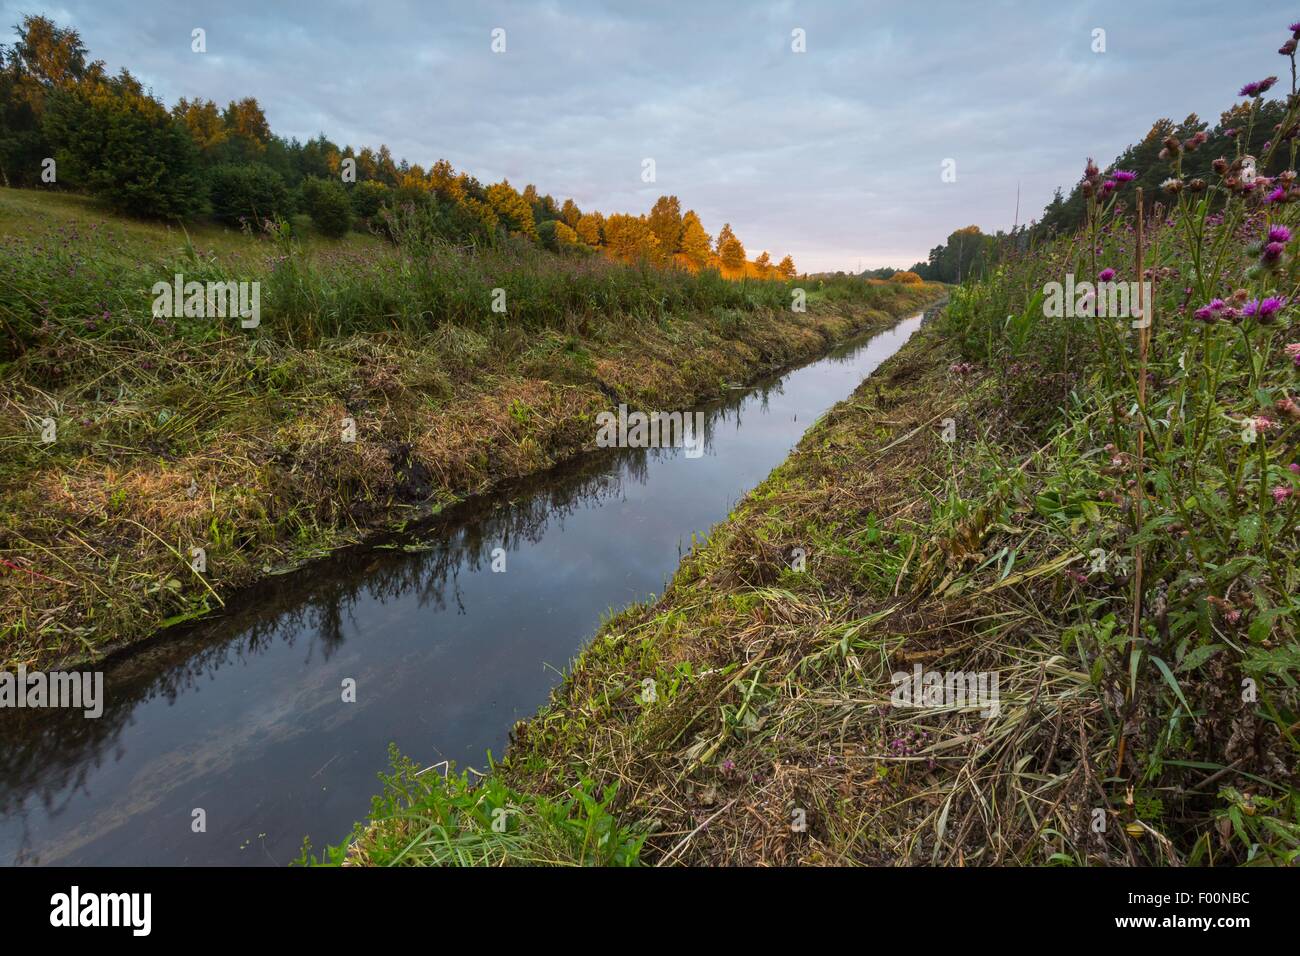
{"left": 679, "top": 210, "right": 712, "bottom": 268}
{"left": 776, "top": 254, "right": 796, "bottom": 278}
{"left": 560, "top": 198, "right": 582, "bottom": 230}
{"left": 603, "top": 213, "right": 659, "bottom": 262}
{"left": 576, "top": 210, "right": 604, "bottom": 246}
{"left": 485, "top": 179, "right": 538, "bottom": 239}
{"left": 716, "top": 223, "right": 746, "bottom": 271}
{"left": 647, "top": 194, "right": 683, "bottom": 262}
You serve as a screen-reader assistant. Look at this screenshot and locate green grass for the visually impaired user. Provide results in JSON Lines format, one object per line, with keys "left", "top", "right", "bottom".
{"left": 0, "top": 186, "right": 945, "bottom": 668}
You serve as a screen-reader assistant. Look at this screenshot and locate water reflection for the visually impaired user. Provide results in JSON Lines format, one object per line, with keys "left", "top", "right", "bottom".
{"left": 0, "top": 312, "right": 928, "bottom": 865}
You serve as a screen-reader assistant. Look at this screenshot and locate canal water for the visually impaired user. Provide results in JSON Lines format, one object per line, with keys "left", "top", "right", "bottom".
{"left": 0, "top": 311, "right": 927, "bottom": 865}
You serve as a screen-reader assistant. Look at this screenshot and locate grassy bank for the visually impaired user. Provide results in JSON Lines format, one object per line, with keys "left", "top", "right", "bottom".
{"left": 339, "top": 167, "right": 1299, "bottom": 868}
{"left": 0, "top": 187, "right": 943, "bottom": 668}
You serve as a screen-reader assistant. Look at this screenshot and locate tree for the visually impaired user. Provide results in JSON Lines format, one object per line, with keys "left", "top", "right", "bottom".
{"left": 485, "top": 179, "right": 538, "bottom": 240}
{"left": 173, "top": 97, "right": 227, "bottom": 159}
{"left": 603, "top": 213, "right": 659, "bottom": 262}
{"left": 576, "top": 211, "right": 604, "bottom": 246}
{"left": 776, "top": 254, "right": 796, "bottom": 278}
{"left": 646, "top": 194, "right": 683, "bottom": 262}
{"left": 679, "top": 211, "right": 712, "bottom": 268}
{"left": 43, "top": 69, "right": 207, "bottom": 219}
{"left": 716, "top": 223, "right": 746, "bottom": 271}
{"left": 754, "top": 251, "right": 771, "bottom": 273}
{"left": 0, "top": 15, "right": 99, "bottom": 186}
{"left": 560, "top": 198, "right": 582, "bottom": 229}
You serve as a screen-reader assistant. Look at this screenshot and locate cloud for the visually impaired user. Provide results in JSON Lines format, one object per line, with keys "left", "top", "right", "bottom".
{"left": 4, "top": 0, "right": 1283, "bottom": 270}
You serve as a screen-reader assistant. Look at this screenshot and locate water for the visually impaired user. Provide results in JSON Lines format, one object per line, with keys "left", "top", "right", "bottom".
{"left": 0, "top": 312, "right": 927, "bottom": 866}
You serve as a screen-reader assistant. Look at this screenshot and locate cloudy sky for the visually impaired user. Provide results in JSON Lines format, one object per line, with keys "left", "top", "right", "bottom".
{"left": 6, "top": 1, "right": 1290, "bottom": 270}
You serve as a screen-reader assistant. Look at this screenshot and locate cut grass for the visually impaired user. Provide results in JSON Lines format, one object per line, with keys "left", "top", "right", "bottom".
{"left": 0, "top": 187, "right": 945, "bottom": 668}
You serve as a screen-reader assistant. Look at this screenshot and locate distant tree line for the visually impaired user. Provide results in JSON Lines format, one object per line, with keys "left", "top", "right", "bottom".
{"left": 897, "top": 98, "right": 1290, "bottom": 284}
{"left": 0, "top": 15, "right": 797, "bottom": 275}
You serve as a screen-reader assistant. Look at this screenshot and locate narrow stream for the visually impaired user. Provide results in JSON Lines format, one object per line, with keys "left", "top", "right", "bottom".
{"left": 0, "top": 311, "right": 928, "bottom": 866}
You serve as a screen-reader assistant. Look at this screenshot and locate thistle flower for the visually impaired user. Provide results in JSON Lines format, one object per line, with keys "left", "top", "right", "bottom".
{"left": 1161, "top": 178, "right": 1184, "bottom": 195}
{"left": 1240, "top": 76, "right": 1278, "bottom": 97}
{"left": 1286, "top": 342, "right": 1300, "bottom": 367}
{"left": 1262, "top": 241, "right": 1287, "bottom": 263}
{"left": 1273, "top": 486, "right": 1293, "bottom": 504}
{"left": 1265, "top": 186, "right": 1287, "bottom": 203}
{"left": 1098, "top": 267, "right": 1116, "bottom": 281}
{"left": 1268, "top": 225, "right": 1292, "bottom": 243}
{"left": 1257, "top": 296, "right": 1287, "bottom": 321}
{"left": 1111, "top": 170, "right": 1137, "bottom": 183}
{"left": 1213, "top": 157, "right": 1229, "bottom": 176}
{"left": 1282, "top": 38, "right": 1298, "bottom": 55}
{"left": 1291, "top": 20, "right": 1300, "bottom": 38}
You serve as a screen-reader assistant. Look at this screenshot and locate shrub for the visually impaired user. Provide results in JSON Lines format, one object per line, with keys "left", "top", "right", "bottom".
{"left": 348, "top": 179, "right": 389, "bottom": 225}
{"left": 892, "top": 270, "right": 924, "bottom": 284}
{"left": 301, "top": 175, "right": 352, "bottom": 237}
{"left": 206, "top": 162, "right": 291, "bottom": 227}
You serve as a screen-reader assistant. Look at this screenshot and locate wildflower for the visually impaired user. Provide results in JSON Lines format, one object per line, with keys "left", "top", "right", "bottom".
{"left": 1266, "top": 186, "right": 1287, "bottom": 203}
{"left": 1283, "top": 38, "right": 1298, "bottom": 55}
{"left": 1256, "top": 296, "right": 1287, "bottom": 321}
{"left": 1291, "top": 20, "right": 1300, "bottom": 38}
{"left": 1290, "top": 463, "right": 1300, "bottom": 475}
{"left": 1161, "top": 178, "right": 1184, "bottom": 195}
{"left": 1188, "top": 178, "right": 1208, "bottom": 193}
{"left": 1098, "top": 267, "right": 1116, "bottom": 281}
{"left": 1262, "top": 241, "right": 1287, "bottom": 263}
{"left": 1286, "top": 342, "right": 1300, "bottom": 367}
{"left": 1213, "top": 157, "right": 1230, "bottom": 176}
{"left": 1272, "top": 486, "right": 1293, "bottom": 504}
{"left": 1268, "top": 225, "right": 1292, "bottom": 243}
{"left": 1240, "top": 76, "right": 1278, "bottom": 97}
{"left": 1112, "top": 169, "right": 1137, "bottom": 183}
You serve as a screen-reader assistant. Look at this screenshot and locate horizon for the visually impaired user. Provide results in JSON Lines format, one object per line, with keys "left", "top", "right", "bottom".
{"left": 1, "top": 0, "right": 1283, "bottom": 271}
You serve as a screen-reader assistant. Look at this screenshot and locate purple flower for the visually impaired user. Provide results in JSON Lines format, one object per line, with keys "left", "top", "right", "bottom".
{"left": 1240, "top": 76, "right": 1278, "bottom": 97}
{"left": 1269, "top": 225, "right": 1293, "bottom": 243}
{"left": 1112, "top": 170, "right": 1137, "bottom": 183}
{"left": 1098, "top": 267, "right": 1116, "bottom": 281}
{"left": 1263, "top": 241, "right": 1287, "bottom": 262}
{"left": 1243, "top": 296, "right": 1288, "bottom": 321}
{"left": 1266, "top": 186, "right": 1287, "bottom": 204}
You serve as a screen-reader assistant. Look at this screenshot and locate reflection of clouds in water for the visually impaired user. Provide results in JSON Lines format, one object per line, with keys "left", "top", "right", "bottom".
{"left": 0, "top": 316, "right": 932, "bottom": 864}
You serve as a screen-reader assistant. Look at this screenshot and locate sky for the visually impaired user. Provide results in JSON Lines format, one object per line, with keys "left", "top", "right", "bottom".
{"left": 5, "top": 1, "right": 1292, "bottom": 271}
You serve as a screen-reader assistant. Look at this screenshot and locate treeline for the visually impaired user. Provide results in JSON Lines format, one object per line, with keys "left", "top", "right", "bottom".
{"left": 0, "top": 16, "right": 796, "bottom": 274}
{"left": 905, "top": 95, "right": 1290, "bottom": 283}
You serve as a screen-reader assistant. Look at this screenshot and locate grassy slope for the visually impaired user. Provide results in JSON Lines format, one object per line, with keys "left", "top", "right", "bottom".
{"left": 344, "top": 248, "right": 1298, "bottom": 868}
{"left": 0, "top": 188, "right": 944, "bottom": 668}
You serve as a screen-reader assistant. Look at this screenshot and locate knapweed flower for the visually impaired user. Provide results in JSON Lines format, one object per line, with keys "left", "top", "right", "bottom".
{"left": 1098, "top": 267, "right": 1116, "bottom": 281}
{"left": 1272, "top": 486, "right": 1293, "bottom": 504}
{"left": 1240, "top": 76, "right": 1278, "bottom": 97}
{"left": 1266, "top": 186, "right": 1288, "bottom": 204}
